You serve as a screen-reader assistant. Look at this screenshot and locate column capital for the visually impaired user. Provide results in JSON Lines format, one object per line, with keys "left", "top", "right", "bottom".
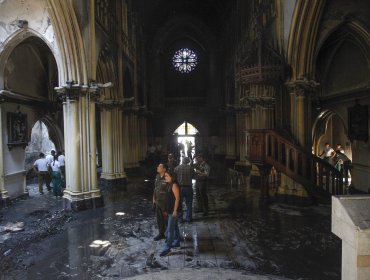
{"left": 88, "top": 88, "right": 102, "bottom": 102}
{"left": 55, "top": 81, "right": 83, "bottom": 102}
{"left": 88, "top": 81, "right": 113, "bottom": 102}
{"left": 286, "top": 78, "right": 319, "bottom": 97}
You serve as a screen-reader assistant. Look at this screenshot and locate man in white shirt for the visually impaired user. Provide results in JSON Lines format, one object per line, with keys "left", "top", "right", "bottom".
{"left": 33, "top": 153, "right": 51, "bottom": 194}
{"left": 319, "top": 143, "right": 336, "bottom": 165}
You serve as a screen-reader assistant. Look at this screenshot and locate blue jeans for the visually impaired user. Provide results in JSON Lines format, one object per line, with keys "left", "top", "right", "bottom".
{"left": 180, "top": 186, "right": 193, "bottom": 221}
{"left": 163, "top": 214, "right": 180, "bottom": 251}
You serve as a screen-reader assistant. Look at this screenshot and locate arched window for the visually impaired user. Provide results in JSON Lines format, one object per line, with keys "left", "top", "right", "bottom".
{"left": 174, "top": 121, "right": 199, "bottom": 136}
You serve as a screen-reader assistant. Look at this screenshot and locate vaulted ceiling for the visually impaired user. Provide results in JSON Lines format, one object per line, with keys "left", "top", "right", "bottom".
{"left": 134, "top": 0, "right": 235, "bottom": 40}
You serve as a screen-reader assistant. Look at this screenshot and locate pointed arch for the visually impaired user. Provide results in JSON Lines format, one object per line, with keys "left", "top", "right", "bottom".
{"left": 46, "top": 0, "right": 88, "bottom": 85}
{"left": 287, "top": 0, "right": 326, "bottom": 80}
{"left": 0, "top": 29, "right": 60, "bottom": 90}
{"left": 312, "top": 109, "right": 351, "bottom": 158}
{"left": 174, "top": 121, "right": 199, "bottom": 136}
{"left": 316, "top": 20, "right": 370, "bottom": 64}
{"left": 29, "top": 116, "right": 64, "bottom": 152}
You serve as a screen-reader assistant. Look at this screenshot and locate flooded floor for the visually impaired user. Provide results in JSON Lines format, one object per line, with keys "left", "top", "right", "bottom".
{"left": 0, "top": 169, "right": 341, "bottom": 280}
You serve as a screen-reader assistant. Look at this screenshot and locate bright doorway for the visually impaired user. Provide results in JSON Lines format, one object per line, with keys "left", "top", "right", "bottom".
{"left": 174, "top": 121, "right": 198, "bottom": 161}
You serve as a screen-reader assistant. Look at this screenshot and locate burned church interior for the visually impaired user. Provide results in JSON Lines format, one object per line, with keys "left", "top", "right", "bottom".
{"left": 0, "top": 0, "right": 370, "bottom": 279}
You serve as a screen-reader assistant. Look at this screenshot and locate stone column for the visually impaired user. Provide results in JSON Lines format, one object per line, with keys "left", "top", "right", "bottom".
{"left": 115, "top": 108, "right": 127, "bottom": 181}
{"left": 286, "top": 79, "right": 319, "bottom": 148}
{"left": 100, "top": 102, "right": 127, "bottom": 187}
{"left": 86, "top": 90, "right": 101, "bottom": 203}
{"left": 236, "top": 111, "right": 247, "bottom": 162}
{"left": 127, "top": 114, "right": 134, "bottom": 168}
{"left": 133, "top": 113, "right": 140, "bottom": 167}
{"left": 123, "top": 113, "right": 130, "bottom": 168}
{"left": 100, "top": 104, "right": 114, "bottom": 179}
{"left": 0, "top": 103, "right": 10, "bottom": 206}
{"left": 63, "top": 95, "right": 82, "bottom": 198}
{"left": 138, "top": 115, "right": 148, "bottom": 161}
{"left": 123, "top": 111, "right": 139, "bottom": 169}
{"left": 225, "top": 114, "right": 236, "bottom": 160}
{"left": 126, "top": 112, "right": 140, "bottom": 169}
{"left": 59, "top": 84, "right": 103, "bottom": 211}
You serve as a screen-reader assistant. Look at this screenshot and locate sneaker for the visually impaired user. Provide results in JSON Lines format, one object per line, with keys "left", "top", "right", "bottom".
{"left": 154, "top": 234, "right": 165, "bottom": 241}
{"left": 159, "top": 249, "right": 171, "bottom": 257}
{"left": 39, "top": 192, "right": 44, "bottom": 195}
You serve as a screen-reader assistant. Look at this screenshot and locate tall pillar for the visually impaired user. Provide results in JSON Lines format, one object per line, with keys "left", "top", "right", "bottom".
{"left": 86, "top": 91, "right": 101, "bottom": 202}
{"left": 138, "top": 115, "right": 148, "bottom": 161}
{"left": 116, "top": 108, "right": 127, "bottom": 179}
{"left": 0, "top": 103, "right": 10, "bottom": 206}
{"left": 133, "top": 113, "right": 140, "bottom": 166}
{"left": 236, "top": 112, "right": 247, "bottom": 162}
{"left": 100, "top": 102, "right": 127, "bottom": 187}
{"left": 123, "top": 113, "right": 130, "bottom": 168}
{"left": 286, "top": 79, "right": 319, "bottom": 148}
{"left": 100, "top": 105, "right": 114, "bottom": 179}
{"left": 127, "top": 114, "right": 135, "bottom": 168}
{"left": 59, "top": 84, "right": 104, "bottom": 211}
{"left": 225, "top": 114, "right": 236, "bottom": 160}
{"left": 122, "top": 111, "right": 139, "bottom": 169}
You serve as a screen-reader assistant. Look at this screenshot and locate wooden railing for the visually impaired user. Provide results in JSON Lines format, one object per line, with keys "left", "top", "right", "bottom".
{"left": 246, "top": 129, "right": 347, "bottom": 196}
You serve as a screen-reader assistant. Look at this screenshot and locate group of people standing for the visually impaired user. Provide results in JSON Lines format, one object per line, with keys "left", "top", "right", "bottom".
{"left": 33, "top": 150, "right": 65, "bottom": 197}
{"left": 319, "top": 143, "right": 351, "bottom": 177}
{"left": 152, "top": 154, "right": 210, "bottom": 257}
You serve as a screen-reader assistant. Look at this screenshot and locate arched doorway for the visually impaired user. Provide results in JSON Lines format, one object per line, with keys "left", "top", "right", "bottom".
{"left": 312, "top": 110, "right": 352, "bottom": 185}
{"left": 174, "top": 121, "right": 199, "bottom": 161}
{"left": 25, "top": 120, "right": 57, "bottom": 195}
{"left": 313, "top": 110, "right": 352, "bottom": 158}
{"left": 0, "top": 35, "right": 60, "bottom": 199}
{"left": 312, "top": 21, "right": 370, "bottom": 191}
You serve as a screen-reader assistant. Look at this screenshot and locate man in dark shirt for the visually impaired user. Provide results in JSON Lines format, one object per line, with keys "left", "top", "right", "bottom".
{"left": 175, "top": 157, "right": 195, "bottom": 222}
{"left": 167, "top": 153, "right": 177, "bottom": 174}
{"left": 153, "top": 163, "right": 167, "bottom": 240}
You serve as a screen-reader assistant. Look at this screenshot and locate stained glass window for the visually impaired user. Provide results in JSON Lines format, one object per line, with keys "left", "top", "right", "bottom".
{"left": 172, "top": 48, "right": 197, "bottom": 73}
